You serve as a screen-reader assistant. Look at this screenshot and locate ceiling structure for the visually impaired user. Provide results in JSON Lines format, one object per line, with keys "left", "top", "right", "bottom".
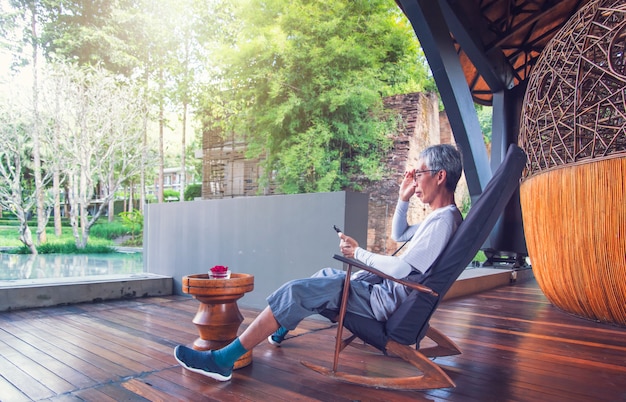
{"left": 394, "top": 0, "right": 592, "bottom": 258}
{"left": 398, "top": 0, "right": 592, "bottom": 105}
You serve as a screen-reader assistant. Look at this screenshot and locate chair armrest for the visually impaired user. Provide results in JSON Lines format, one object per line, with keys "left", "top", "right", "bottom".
{"left": 333, "top": 254, "right": 438, "bottom": 297}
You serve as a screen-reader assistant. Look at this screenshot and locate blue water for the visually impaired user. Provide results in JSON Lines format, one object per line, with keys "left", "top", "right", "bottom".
{"left": 0, "top": 252, "right": 144, "bottom": 281}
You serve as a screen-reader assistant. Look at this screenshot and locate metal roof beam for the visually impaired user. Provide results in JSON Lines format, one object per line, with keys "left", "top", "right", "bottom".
{"left": 441, "top": 0, "right": 516, "bottom": 92}
{"left": 397, "top": 0, "right": 492, "bottom": 197}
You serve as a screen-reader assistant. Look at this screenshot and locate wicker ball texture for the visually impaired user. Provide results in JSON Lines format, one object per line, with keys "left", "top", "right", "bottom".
{"left": 519, "top": 0, "right": 626, "bottom": 326}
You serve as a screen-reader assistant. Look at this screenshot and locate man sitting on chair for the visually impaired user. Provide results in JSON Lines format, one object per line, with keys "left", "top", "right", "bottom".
{"left": 174, "top": 144, "right": 464, "bottom": 382}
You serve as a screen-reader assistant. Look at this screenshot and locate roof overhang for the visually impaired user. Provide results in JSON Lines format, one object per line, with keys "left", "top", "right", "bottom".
{"left": 397, "top": 0, "right": 591, "bottom": 105}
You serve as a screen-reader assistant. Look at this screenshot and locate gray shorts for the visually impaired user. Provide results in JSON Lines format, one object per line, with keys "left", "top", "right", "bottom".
{"left": 266, "top": 267, "right": 377, "bottom": 330}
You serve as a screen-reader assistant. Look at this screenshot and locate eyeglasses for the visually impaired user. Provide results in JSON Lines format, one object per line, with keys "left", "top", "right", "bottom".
{"left": 413, "top": 169, "right": 439, "bottom": 183}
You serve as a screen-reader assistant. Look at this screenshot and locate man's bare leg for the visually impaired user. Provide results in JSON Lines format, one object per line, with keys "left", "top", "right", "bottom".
{"left": 239, "top": 306, "right": 280, "bottom": 350}
{"left": 174, "top": 305, "right": 282, "bottom": 381}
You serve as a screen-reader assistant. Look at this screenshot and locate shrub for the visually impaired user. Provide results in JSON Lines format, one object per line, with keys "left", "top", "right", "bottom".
{"left": 184, "top": 183, "right": 202, "bottom": 201}
{"left": 11, "top": 242, "right": 115, "bottom": 254}
{"left": 119, "top": 210, "right": 143, "bottom": 243}
{"left": 163, "top": 189, "right": 180, "bottom": 202}
{"left": 90, "top": 220, "right": 129, "bottom": 239}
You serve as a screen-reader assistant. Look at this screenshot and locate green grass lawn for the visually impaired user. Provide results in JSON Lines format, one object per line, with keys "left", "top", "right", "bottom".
{"left": 0, "top": 223, "right": 120, "bottom": 250}
{"left": 0, "top": 226, "right": 114, "bottom": 245}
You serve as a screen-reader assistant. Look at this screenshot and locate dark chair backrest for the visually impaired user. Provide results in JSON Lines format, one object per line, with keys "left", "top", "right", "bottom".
{"left": 384, "top": 144, "right": 527, "bottom": 345}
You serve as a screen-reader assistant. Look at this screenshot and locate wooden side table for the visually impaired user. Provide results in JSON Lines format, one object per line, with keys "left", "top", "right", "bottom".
{"left": 182, "top": 273, "right": 255, "bottom": 369}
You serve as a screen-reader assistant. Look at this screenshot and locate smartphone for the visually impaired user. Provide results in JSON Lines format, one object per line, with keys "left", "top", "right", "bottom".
{"left": 333, "top": 225, "right": 342, "bottom": 233}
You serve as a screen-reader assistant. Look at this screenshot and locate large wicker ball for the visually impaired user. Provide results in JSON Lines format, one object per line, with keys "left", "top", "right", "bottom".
{"left": 519, "top": 0, "right": 626, "bottom": 326}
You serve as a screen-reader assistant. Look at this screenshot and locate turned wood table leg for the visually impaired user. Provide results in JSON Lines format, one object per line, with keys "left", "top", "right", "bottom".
{"left": 191, "top": 296, "right": 252, "bottom": 369}
{"left": 182, "top": 273, "right": 255, "bottom": 370}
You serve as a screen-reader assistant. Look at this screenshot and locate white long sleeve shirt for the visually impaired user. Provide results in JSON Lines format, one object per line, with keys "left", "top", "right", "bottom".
{"left": 353, "top": 200, "right": 462, "bottom": 321}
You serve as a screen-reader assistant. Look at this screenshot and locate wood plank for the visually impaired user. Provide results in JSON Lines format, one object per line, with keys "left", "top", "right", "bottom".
{"left": 0, "top": 322, "right": 97, "bottom": 390}
{"left": 88, "top": 383, "right": 152, "bottom": 401}
{"left": 0, "top": 372, "right": 32, "bottom": 402}
{"left": 121, "top": 378, "right": 187, "bottom": 402}
{"left": 0, "top": 279, "right": 625, "bottom": 401}
{"left": 0, "top": 333, "right": 76, "bottom": 395}
{"left": 0, "top": 352, "right": 55, "bottom": 400}
{"left": 55, "top": 313, "right": 177, "bottom": 367}
{"left": 17, "top": 316, "right": 142, "bottom": 379}
{"left": 151, "top": 368, "right": 234, "bottom": 402}
{"left": 71, "top": 387, "right": 120, "bottom": 402}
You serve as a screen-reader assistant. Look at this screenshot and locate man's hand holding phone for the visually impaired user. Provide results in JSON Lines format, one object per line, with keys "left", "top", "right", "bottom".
{"left": 335, "top": 226, "right": 358, "bottom": 258}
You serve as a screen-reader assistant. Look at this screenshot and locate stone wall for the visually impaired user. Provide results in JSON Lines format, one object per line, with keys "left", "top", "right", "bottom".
{"left": 358, "top": 92, "right": 467, "bottom": 254}
{"left": 359, "top": 93, "right": 434, "bottom": 254}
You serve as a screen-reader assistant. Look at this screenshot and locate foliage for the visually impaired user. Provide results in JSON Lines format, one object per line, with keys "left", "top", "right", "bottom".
{"left": 460, "top": 193, "right": 472, "bottom": 216}
{"left": 0, "top": 218, "right": 129, "bottom": 252}
{"left": 38, "top": 63, "right": 147, "bottom": 248}
{"left": 459, "top": 195, "right": 486, "bottom": 263}
{"left": 198, "top": 0, "right": 434, "bottom": 193}
{"left": 0, "top": 217, "right": 71, "bottom": 227}
{"left": 90, "top": 220, "right": 128, "bottom": 240}
{"left": 11, "top": 242, "right": 115, "bottom": 254}
{"left": 184, "top": 183, "right": 201, "bottom": 201}
{"left": 2, "top": 0, "right": 438, "bottom": 207}
{"left": 119, "top": 209, "right": 143, "bottom": 242}
{"left": 0, "top": 221, "right": 117, "bottom": 253}
{"left": 0, "top": 92, "right": 42, "bottom": 254}
{"left": 0, "top": 226, "right": 33, "bottom": 247}
{"left": 473, "top": 250, "right": 487, "bottom": 263}
{"left": 32, "top": 0, "right": 139, "bottom": 75}
{"left": 163, "top": 189, "right": 180, "bottom": 202}
{"left": 476, "top": 104, "right": 493, "bottom": 145}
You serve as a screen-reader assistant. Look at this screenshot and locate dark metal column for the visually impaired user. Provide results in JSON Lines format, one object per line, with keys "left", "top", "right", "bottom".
{"left": 397, "top": 0, "right": 528, "bottom": 264}
{"left": 397, "top": 0, "right": 491, "bottom": 198}
{"left": 486, "top": 87, "right": 528, "bottom": 263}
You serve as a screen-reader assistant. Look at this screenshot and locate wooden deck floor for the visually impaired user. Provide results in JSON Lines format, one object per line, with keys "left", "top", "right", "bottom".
{"left": 1, "top": 278, "right": 625, "bottom": 401}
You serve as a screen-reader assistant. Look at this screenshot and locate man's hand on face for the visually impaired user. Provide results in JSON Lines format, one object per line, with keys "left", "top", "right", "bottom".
{"left": 399, "top": 169, "right": 416, "bottom": 202}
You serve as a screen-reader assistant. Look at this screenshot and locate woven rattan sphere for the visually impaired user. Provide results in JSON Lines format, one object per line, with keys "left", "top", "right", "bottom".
{"left": 519, "top": 0, "right": 626, "bottom": 327}
{"left": 519, "top": 0, "right": 626, "bottom": 176}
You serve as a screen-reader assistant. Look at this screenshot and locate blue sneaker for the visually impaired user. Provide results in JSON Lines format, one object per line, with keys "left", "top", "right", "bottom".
{"left": 174, "top": 345, "right": 233, "bottom": 381}
{"left": 267, "top": 326, "right": 289, "bottom": 346}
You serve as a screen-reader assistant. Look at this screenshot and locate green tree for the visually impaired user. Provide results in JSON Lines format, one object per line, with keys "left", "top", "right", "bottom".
{"left": 198, "top": 0, "right": 433, "bottom": 194}
{"left": 7, "top": 0, "right": 176, "bottom": 209}
{"left": 0, "top": 95, "right": 41, "bottom": 254}
{"left": 44, "top": 63, "right": 145, "bottom": 249}
{"left": 37, "top": 0, "right": 137, "bottom": 75}
{"left": 8, "top": 0, "right": 51, "bottom": 245}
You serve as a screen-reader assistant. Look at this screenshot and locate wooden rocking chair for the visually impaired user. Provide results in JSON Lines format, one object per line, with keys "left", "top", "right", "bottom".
{"left": 301, "top": 144, "right": 527, "bottom": 390}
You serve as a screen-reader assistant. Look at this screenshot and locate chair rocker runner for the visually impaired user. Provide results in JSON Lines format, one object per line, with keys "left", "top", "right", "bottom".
{"left": 301, "top": 144, "right": 527, "bottom": 390}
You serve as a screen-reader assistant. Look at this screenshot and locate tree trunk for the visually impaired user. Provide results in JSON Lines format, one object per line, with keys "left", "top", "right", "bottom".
{"left": 158, "top": 69, "right": 165, "bottom": 203}
{"left": 68, "top": 171, "right": 90, "bottom": 250}
{"left": 53, "top": 170, "right": 62, "bottom": 236}
{"left": 78, "top": 170, "right": 89, "bottom": 249}
{"left": 16, "top": 210, "right": 37, "bottom": 255}
{"left": 78, "top": 201, "right": 89, "bottom": 249}
{"left": 108, "top": 169, "right": 114, "bottom": 222}
{"left": 68, "top": 174, "right": 80, "bottom": 247}
{"left": 139, "top": 68, "right": 149, "bottom": 212}
{"left": 129, "top": 180, "right": 134, "bottom": 212}
{"left": 180, "top": 102, "right": 187, "bottom": 201}
{"left": 29, "top": 6, "right": 47, "bottom": 245}
{"left": 123, "top": 186, "right": 127, "bottom": 212}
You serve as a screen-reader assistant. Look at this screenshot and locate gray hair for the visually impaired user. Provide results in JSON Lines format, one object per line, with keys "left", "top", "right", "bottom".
{"left": 420, "top": 144, "right": 463, "bottom": 193}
